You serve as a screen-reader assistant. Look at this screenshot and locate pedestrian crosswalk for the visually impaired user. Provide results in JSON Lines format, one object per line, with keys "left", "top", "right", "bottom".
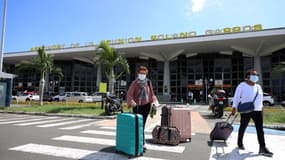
{"left": 59, "top": 120, "right": 108, "bottom": 130}
{"left": 1, "top": 113, "right": 189, "bottom": 160}
{"left": 0, "top": 116, "right": 58, "bottom": 124}
{"left": 15, "top": 117, "right": 74, "bottom": 126}
{"left": 9, "top": 143, "right": 167, "bottom": 160}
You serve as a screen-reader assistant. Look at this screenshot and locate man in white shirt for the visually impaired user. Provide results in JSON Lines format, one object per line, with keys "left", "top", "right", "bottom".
{"left": 231, "top": 70, "right": 273, "bottom": 157}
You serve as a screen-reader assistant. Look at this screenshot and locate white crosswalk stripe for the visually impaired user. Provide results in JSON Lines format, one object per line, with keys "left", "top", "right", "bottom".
{"left": 0, "top": 116, "right": 38, "bottom": 122}
{"left": 9, "top": 143, "right": 168, "bottom": 160}
{"left": 37, "top": 119, "right": 93, "bottom": 128}
{"left": 0, "top": 116, "right": 58, "bottom": 124}
{"left": 59, "top": 120, "right": 106, "bottom": 130}
{"left": 100, "top": 126, "right": 116, "bottom": 130}
{"left": 0, "top": 114, "right": 30, "bottom": 118}
{"left": 15, "top": 118, "right": 74, "bottom": 126}
{"left": 53, "top": 135, "right": 185, "bottom": 153}
{"left": 81, "top": 130, "right": 153, "bottom": 139}
{"left": 0, "top": 114, "right": 102, "bottom": 130}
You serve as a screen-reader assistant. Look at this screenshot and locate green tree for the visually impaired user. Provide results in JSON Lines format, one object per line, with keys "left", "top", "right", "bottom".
{"left": 15, "top": 46, "right": 63, "bottom": 105}
{"left": 94, "top": 41, "right": 129, "bottom": 94}
{"left": 272, "top": 62, "right": 285, "bottom": 78}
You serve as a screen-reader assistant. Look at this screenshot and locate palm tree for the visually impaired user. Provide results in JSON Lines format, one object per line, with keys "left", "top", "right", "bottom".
{"left": 94, "top": 41, "right": 129, "bottom": 94}
{"left": 15, "top": 46, "right": 63, "bottom": 105}
{"left": 272, "top": 62, "right": 285, "bottom": 78}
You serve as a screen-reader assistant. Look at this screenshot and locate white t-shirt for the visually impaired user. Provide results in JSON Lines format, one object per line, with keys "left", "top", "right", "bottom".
{"left": 232, "top": 82, "right": 263, "bottom": 111}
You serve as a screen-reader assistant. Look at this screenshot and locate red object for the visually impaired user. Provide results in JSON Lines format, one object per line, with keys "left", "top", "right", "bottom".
{"left": 217, "top": 97, "right": 225, "bottom": 101}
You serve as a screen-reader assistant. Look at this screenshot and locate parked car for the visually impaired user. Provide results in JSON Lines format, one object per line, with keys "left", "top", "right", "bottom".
{"left": 90, "top": 92, "right": 105, "bottom": 102}
{"left": 281, "top": 100, "right": 285, "bottom": 107}
{"left": 52, "top": 92, "right": 66, "bottom": 101}
{"left": 228, "top": 92, "right": 275, "bottom": 106}
{"left": 12, "top": 92, "right": 40, "bottom": 102}
{"left": 262, "top": 93, "right": 274, "bottom": 106}
{"left": 64, "top": 92, "right": 93, "bottom": 103}
{"left": 43, "top": 92, "right": 53, "bottom": 102}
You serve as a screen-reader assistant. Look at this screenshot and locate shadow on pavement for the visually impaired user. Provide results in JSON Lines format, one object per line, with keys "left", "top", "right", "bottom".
{"left": 210, "top": 147, "right": 259, "bottom": 160}
{"left": 201, "top": 113, "right": 227, "bottom": 120}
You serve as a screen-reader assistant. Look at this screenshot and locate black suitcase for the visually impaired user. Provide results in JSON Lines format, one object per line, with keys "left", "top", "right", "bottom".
{"left": 210, "top": 114, "right": 237, "bottom": 141}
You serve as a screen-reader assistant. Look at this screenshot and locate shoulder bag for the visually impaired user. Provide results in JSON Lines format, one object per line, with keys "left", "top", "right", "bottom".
{"left": 237, "top": 88, "right": 259, "bottom": 113}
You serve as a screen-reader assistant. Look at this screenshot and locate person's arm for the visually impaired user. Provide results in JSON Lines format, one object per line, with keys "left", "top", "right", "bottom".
{"left": 127, "top": 81, "right": 137, "bottom": 108}
{"left": 231, "top": 84, "right": 242, "bottom": 115}
{"left": 148, "top": 80, "right": 157, "bottom": 103}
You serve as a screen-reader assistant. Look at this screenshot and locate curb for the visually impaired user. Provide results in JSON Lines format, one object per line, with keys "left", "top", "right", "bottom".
{"left": 263, "top": 124, "right": 285, "bottom": 131}
{"left": 0, "top": 110, "right": 117, "bottom": 120}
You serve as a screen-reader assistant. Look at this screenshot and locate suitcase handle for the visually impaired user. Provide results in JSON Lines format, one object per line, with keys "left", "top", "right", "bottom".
{"left": 226, "top": 114, "right": 238, "bottom": 125}
{"left": 129, "top": 105, "right": 139, "bottom": 114}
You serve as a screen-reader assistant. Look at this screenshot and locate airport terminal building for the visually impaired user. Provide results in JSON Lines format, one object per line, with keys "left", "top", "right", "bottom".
{"left": 3, "top": 24, "right": 285, "bottom": 102}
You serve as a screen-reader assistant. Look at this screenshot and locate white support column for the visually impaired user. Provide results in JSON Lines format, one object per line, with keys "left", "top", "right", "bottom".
{"left": 96, "top": 64, "right": 102, "bottom": 91}
{"left": 254, "top": 55, "right": 263, "bottom": 87}
{"left": 163, "top": 60, "right": 170, "bottom": 96}
{"left": 140, "top": 50, "right": 183, "bottom": 97}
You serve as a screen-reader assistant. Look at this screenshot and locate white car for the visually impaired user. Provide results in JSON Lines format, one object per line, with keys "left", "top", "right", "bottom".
{"left": 64, "top": 92, "right": 93, "bottom": 103}
{"left": 262, "top": 93, "right": 274, "bottom": 106}
{"left": 13, "top": 93, "right": 40, "bottom": 102}
{"left": 90, "top": 92, "right": 104, "bottom": 102}
{"left": 52, "top": 93, "right": 66, "bottom": 101}
{"left": 228, "top": 92, "right": 275, "bottom": 106}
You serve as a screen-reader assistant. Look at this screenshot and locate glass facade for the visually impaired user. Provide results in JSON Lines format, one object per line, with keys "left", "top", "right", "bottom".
{"left": 13, "top": 60, "right": 97, "bottom": 95}
{"left": 271, "top": 48, "right": 285, "bottom": 102}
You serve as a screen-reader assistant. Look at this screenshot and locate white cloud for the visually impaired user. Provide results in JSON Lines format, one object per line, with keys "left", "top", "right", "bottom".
{"left": 192, "top": 0, "right": 206, "bottom": 13}
{"left": 184, "top": 0, "right": 224, "bottom": 17}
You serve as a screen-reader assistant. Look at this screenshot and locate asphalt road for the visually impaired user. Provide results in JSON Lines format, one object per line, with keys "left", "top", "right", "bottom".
{"left": 0, "top": 106, "right": 215, "bottom": 160}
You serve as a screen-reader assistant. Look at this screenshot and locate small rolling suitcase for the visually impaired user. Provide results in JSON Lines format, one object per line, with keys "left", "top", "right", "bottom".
{"left": 169, "top": 107, "right": 192, "bottom": 142}
{"left": 116, "top": 113, "right": 143, "bottom": 156}
{"left": 152, "top": 125, "right": 180, "bottom": 145}
{"left": 161, "top": 105, "right": 192, "bottom": 142}
{"left": 210, "top": 114, "right": 237, "bottom": 141}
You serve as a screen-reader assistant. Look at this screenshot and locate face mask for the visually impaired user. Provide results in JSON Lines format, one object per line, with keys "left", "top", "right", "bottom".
{"left": 249, "top": 75, "right": 259, "bottom": 83}
{"left": 138, "top": 74, "right": 146, "bottom": 80}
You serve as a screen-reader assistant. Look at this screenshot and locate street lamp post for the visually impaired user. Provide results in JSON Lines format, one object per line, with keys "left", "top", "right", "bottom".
{"left": 0, "top": 0, "right": 7, "bottom": 72}
{"left": 204, "top": 78, "right": 213, "bottom": 104}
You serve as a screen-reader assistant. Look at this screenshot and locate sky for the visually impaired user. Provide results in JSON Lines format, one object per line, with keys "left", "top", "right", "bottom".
{"left": 0, "top": 0, "right": 285, "bottom": 53}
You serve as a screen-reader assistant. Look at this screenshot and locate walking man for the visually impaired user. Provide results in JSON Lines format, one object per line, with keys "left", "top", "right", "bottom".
{"left": 231, "top": 69, "right": 273, "bottom": 157}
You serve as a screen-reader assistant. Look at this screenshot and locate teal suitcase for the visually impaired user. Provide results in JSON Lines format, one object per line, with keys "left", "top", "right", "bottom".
{"left": 116, "top": 113, "right": 144, "bottom": 156}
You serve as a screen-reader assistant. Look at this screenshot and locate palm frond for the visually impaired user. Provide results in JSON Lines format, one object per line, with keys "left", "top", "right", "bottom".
{"left": 272, "top": 62, "right": 285, "bottom": 78}
{"left": 51, "top": 66, "right": 63, "bottom": 81}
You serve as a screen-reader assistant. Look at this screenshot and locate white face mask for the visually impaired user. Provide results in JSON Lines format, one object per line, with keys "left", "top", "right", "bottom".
{"left": 138, "top": 74, "right": 146, "bottom": 80}
{"left": 249, "top": 75, "right": 259, "bottom": 83}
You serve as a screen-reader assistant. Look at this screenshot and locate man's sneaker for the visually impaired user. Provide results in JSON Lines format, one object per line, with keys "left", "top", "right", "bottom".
{"left": 238, "top": 142, "right": 245, "bottom": 150}
{"left": 238, "top": 144, "right": 245, "bottom": 150}
{"left": 259, "top": 147, "right": 273, "bottom": 157}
